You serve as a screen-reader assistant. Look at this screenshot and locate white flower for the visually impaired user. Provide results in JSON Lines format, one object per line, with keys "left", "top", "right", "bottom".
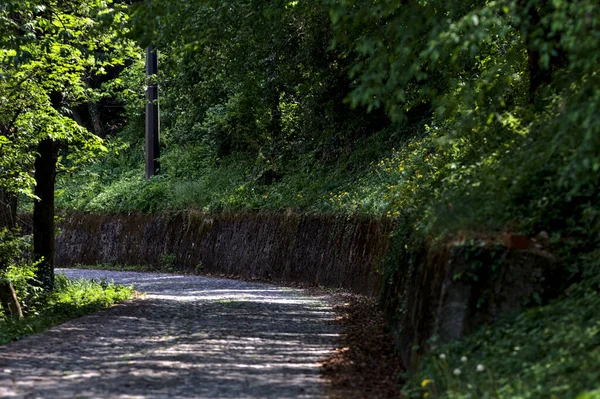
{"left": 453, "top": 368, "right": 461, "bottom": 376}
{"left": 476, "top": 364, "right": 485, "bottom": 372}
{"left": 439, "top": 353, "right": 447, "bottom": 360}
{"left": 461, "top": 356, "right": 468, "bottom": 362}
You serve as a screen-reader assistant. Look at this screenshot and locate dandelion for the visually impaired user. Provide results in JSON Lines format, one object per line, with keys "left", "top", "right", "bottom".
{"left": 439, "top": 353, "right": 446, "bottom": 360}
{"left": 453, "top": 368, "right": 461, "bottom": 376}
{"left": 461, "top": 356, "right": 468, "bottom": 362}
{"left": 476, "top": 364, "right": 485, "bottom": 372}
{"left": 421, "top": 379, "right": 433, "bottom": 388}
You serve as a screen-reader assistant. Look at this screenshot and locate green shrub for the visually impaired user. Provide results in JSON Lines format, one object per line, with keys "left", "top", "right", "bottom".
{"left": 159, "top": 253, "right": 176, "bottom": 272}
{"left": 0, "top": 229, "right": 45, "bottom": 316}
{"left": 0, "top": 273, "right": 133, "bottom": 344}
{"left": 195, "top": 262, "right": 204, "bottom": 274}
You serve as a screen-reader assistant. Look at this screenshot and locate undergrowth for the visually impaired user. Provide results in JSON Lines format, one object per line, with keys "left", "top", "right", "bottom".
{"left": 0, "top": 274, "right": 134, "bottom": 345}
{"left": 404, "top": 280, "right": 600, "bottom": 399}
{"left": 53, "top": 131, "right": 410, "bottom": 215}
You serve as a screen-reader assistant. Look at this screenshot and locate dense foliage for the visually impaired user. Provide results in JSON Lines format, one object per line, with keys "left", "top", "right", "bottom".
{"left": 58, "top": 0, "right": 600, "bottom": 246}
{"left": 0, "top": 0, "right": 132, "bottom": 198}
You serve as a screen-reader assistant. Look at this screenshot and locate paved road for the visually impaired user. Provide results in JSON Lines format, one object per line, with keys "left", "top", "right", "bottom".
{"left": 0, "top": 269, "right": 340, "bottom": 399}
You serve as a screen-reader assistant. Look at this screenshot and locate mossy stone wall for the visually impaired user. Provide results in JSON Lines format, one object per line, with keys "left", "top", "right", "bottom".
{"left": 53, "top": 212, "right": 564, "bottom": 370}
{"left": 55, "top": 212, "right": 392, "bottom": 295}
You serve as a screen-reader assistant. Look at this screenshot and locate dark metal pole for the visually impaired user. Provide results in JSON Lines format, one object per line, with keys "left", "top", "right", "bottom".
{"left": 145, "top": 45, "right": 160, "bottom": 179}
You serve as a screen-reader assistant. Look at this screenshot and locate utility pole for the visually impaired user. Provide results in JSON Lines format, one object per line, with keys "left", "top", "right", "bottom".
{"left": 145, "top": 45, "right": 160, "bottom": 179}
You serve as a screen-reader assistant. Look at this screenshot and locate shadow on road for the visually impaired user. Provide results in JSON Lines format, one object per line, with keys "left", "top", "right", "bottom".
{"left": 0, "top": 269, "right": 339, "bottom": 399}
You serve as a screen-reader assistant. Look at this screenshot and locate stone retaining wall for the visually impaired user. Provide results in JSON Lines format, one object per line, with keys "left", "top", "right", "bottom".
{"left": 53, "top": 212, "right": 563, "bottom": 370}
{"left": 55, "top": 212, "right": 393, "bottom": 296}
{"left": 381, "top": 240, "right": 563, "bottom": 369}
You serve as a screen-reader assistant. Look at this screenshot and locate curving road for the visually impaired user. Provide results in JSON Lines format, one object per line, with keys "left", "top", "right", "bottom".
{"left": 0, "top": 269, "right": 340, "bottom": 399}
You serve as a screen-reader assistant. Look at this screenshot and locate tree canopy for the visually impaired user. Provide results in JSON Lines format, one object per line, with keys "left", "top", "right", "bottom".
{"left": 0, "top": 0, "right": 134, "bottom": 291}
{"left": 1, "top": 1, "right": 600, "bottom": 396}
{"left": 2, "top": 0, "right": 600, "bottom": 307}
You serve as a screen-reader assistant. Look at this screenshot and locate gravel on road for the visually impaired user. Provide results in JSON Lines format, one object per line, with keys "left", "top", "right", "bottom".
{"left": 0, "top": 269, "right": 340, "bottom": 399}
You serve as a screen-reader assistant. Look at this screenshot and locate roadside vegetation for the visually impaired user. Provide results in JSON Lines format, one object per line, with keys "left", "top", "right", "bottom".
{"left": 0, "top": 0, "right": 135, "bottom": 342}
{"left": 0, "top": 272, "right": 133, "bottom": 345}
{"left": 404, "top": 281, "right": 600, "bottom": 399}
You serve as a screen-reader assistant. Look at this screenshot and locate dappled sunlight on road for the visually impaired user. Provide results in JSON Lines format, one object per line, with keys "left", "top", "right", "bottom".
{"left": 0, "top": 269, "right": 340, "bottom": 399}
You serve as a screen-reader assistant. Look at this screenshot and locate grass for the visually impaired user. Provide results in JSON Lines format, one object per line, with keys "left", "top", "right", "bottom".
{"left": 70, "top": 263, "right": 158, "bottom": 272}
{"left": 0, "top": 274, "right": 134, "bottom": 345}
{"left": 69, "top": 261, "right": 207, "bottom": 276}
{"left": 403, "top": 282, "right": 600, "bottom": 399}
{"left": 52, "top": 135, "right": 411, "bottom": 217}
{"left": 69, "top": 263, "right": 187, "bottom": 274}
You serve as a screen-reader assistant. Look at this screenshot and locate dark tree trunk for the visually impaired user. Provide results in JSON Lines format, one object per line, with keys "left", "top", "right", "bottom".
{"left": 265, "top": 82, "right": 283, "bottom": 168}
{"left": 89, "top": 101, "right": 105, "bottom": 138}
{"left": 0, "top": 189, "right": 23, "bottom": 319}
{"left": 33, "top": 138, "right": 58, "bottom": 292}
{"left": 519, "top": 0, "right": 560, "bottom": 104}
{"left": 268, "top": 88, "right": 282, "bottom": 140}
{"left": 524, "top": 5, "right": 545, "bottom": 104}
{"left": 0, "top": 190, "right": 17, "bottom": 228}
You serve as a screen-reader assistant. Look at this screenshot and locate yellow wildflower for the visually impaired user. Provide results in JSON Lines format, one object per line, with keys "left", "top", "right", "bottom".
{"left": 421, "top": 379, "right": 432, "bottom": 387}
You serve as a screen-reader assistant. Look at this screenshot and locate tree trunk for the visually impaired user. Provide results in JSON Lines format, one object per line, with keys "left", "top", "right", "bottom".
{"left": 524, "top": 5, "right": 545, "bottom": 104}
{"left": 0, "top": 190, "right": 16, "bottom": 228}
{"left": 268, "top": 88, "right": 282, "bottom": 140}
{"left": 0, "top": 189, "right": 23, "bottom": 319}
{"left": 519, "top": 0, "right": 558, "bottom": 104}
{"left": 265, "top": 82, "right": 283, "bottom": 168}
{"left": 89, "top": 101, "right": 105, "bottom": 138}
{"left": 33, "top": 138, "right": 58, "bottom": 292}
{"left": 0, "top": 282, "right": 22, "bottom": 318}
